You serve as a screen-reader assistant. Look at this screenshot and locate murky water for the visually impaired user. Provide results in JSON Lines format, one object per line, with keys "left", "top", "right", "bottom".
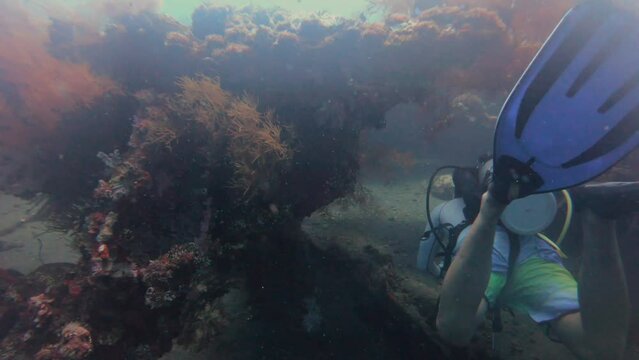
{"left": 1, "top": 1, "right": 638, "bottom": 359}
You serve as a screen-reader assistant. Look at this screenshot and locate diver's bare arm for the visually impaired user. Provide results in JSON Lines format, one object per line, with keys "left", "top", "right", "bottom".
{"left": 579, "top": 210, "right": 629, "bottom": 359}
{"left": 436, "top": 192, "right": 506, "bottom": 346}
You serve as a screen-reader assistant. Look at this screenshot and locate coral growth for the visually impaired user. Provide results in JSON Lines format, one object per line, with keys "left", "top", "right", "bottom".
{"left": 131, "top": 112, "right": 178, "bottom": 151}
{"left": 95, "top": 211, "right": 117, "bottom": 244}
{"left": 141, "top": 243, "right": 201, "bottom": 309}
{"left": 172, "top": 75, "right": 230, "bottom": 128}
{"left": 226, "top": 96, "right": 292, "bottom": 195}
{"left": 447, "top": 0, "right": 576, "bottom": 42}
{"left": 35, "top": 322, "right": 93, "bottom": 360}
{"left": 141, "top": 75, "right": 291, "bottom": 198}
{"left": 441, "top": 92, "right": 497, "bottom": 131}
{"left": 79, "top": 75, "right": 291, "bottom": 272}
{"left": 28, "top": 294, "right": 55, "bottom": 328}
{"left": 93, "top": 150, "right": 151, "bottom": 201}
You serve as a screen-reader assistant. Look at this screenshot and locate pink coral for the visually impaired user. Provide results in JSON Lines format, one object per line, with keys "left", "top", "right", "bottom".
{"left": 59, "top": 323, "right": 93, "bottom": 359}
{"left": 93, "top": 179, "right": 114, "bottom": 199}
{"left": 141, "top": 244, "right": 199, "bottom": 308}
{"left": 96, "top": 211, "right": 117, "bottom": 244}
{"left": 86, "top": 212, "right": 106, "bottom": 236}
{"left": 28, "top": 293, "right": 54, "bottom": 328}
{"left": 35, "top": 322, "right": 93, "bottom": 360}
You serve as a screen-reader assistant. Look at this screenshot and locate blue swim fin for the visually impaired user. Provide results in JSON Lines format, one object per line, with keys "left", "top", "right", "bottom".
{"left": 493, "top": 1, "right": 639, "bottom": 197}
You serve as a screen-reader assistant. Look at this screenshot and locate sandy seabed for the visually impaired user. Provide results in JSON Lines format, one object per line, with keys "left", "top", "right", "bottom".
{"left": 0, "top": 193, "right": 78, "bottom": 274}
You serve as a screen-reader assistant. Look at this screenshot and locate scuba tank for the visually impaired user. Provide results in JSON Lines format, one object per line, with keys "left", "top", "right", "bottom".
{"left": 417, "top": 165, "right": 483, "bottom": 277}
{"left": 417, "top": 159, "right": 558, "bottom": 277}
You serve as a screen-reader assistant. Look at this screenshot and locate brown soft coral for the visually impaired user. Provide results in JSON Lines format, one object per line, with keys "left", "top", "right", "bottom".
{"left": 172, "top": 76, "right": 291, "bottom": 196}
{"left": 172, "top": 75, "right": 230, "bottom": 131}
{"left": 131, "top": 110, "right": 178, "bottom": 151}
{"left": 226, "top": 97, "right": 292, "bottom": 195}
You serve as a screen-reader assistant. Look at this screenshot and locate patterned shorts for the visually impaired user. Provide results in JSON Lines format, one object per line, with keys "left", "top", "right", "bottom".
{"left": 484, "top": 257, "right": 580, "bottom": 324}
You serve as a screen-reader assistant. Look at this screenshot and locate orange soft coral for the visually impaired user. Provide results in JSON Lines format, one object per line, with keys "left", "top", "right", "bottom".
{"left": 0, "top": 2, "right": 116, "bottom": 150}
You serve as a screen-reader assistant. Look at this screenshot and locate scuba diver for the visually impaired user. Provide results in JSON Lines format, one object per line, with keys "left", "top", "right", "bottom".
{"left": 424, "top": 160, "right": 635, "bottom": 359}
{"left": 418, "top": 1, "right": 639, "bottom": 358}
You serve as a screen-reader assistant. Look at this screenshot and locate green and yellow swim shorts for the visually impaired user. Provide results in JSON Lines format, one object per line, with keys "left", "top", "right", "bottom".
{"left": 484, "top": 257, "right": 580, "bottom": 324}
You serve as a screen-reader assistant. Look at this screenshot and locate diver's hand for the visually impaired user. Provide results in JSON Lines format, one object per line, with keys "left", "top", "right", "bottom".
{"left": 487, "top": 179, "right": 520, "bottom": 205}
{"left": 479, "top": 190, "right": 508, "bottom": 222}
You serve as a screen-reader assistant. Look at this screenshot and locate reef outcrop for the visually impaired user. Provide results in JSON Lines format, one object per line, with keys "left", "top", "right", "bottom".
{"left": 10, "top": 1, "right": 639, "bottom": 359}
